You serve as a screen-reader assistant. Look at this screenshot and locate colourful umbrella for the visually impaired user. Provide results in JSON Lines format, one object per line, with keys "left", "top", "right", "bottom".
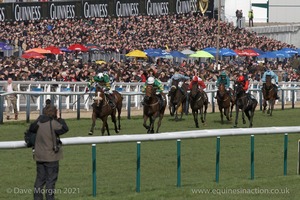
{"left": 189, "top": 50, "right": 214, "bottom": 58}
{"left": 25, "top": 48, "right": 51, "bottom": 54}
{"left": 125, "top": 50, "right": 147, "bottom": 58}
{"left": 68, "top": 44, "right": 88, "bottom": 51}
{"left": 22, "top": 51, "right": 46, "bottom": 59}
{"left": 44, "top": 46, "right": 63, "bottom": 54}
{"left": 170, "top": 50, "right": 188, "bottom": 58}
{"left": 60, "top": 47, "right": 73, "bottom": 53}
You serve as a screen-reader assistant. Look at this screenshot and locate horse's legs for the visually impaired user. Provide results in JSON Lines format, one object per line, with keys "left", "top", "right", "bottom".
{"left": 242, "top": 108, "right": 246, "bottom": 124}
{"left": 117, "top": 107, "right": 121, "bottom": 130}
{"left": 156, "top": 112, "right": 165, "bottom": 133}
{"left": 149, "top": 116, "right": 155, "bottom": 133}
{"left": 270, "top": 99, "right": 275, "bottom": 116}
{"left": 230, "top": 101, "right": 234, "bottom": 119}
{"left": 234, "top": 105, "right": 239, "bottom": 128}
{"left": 174, "top": 104, "right": 178, "bottom": 121}
{"left": 143, "top": 115, "right": 150, "bottom": 130}
{"left": 101, "top": 116, "right": 109, "bottom": 136}
{"left": 263, "top": 99, "right": 267, "bottom": 113}
{"left": 193, "top": 110, "right": 199, "bottom": 128}
{"left": 203, "top": 103, "right": 208, "bottom": 124}
{"left": 169, "top": 103, "right": 174, "bottom": 116}
{"left": 111, "top": 113, "right": 119, "bottom": 134}
{"left": 219, "top": 106, "right": 224, "bottom": 124}
{"left": 89, "top": 114, "right": 96, "bottom": 135}
{"left": 180, "top": 102, "right": 184, "bottom": 120}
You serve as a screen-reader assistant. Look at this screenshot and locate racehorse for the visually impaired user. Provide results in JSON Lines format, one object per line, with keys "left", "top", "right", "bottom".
{"left": 143, "top": 84, "right": 166, "bottom": 133}
{"left": 216, "top": 83, "right": 234, "bottom": 124}
{"left": 168, "top": 80, "right": 188, "bottom": 121}
{"left": 262, "top": 75, "right": 276, "bottom": 116}
{"left": 89, "top": 86, "right": 123, "bottom": 135}
{"left": 189, "top": 81, "right": 208, "bottom": 128}
{"left": 233, "top": 81, "right": 257, "bottom": 128}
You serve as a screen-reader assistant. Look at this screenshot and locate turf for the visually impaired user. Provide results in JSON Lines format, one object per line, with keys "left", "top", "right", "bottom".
{"left": 0, "top": 108, "right": 300, "bottom": 200}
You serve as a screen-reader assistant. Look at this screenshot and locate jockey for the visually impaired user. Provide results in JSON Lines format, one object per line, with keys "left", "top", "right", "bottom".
{"left": 237, "top": 75, "right": 249, "bottom": 92}
{"left": 189, "top": 76, "right": 206, "bottom": 90}
{"left": 168, "top": 70, "right": 190, "bottom": 95}
{"left": 261, "top": 69, "right": 279, "bottom": 99}
{"left": 189, "top": 75, "right": 208, "bottom": 101}
{"left": 142, "top": 76, "right": 165, "bottom": 109}
{"left": 215, "top": 71, "right": 233, "bottom": 100}
{"left": 92, "top": 72, "right": 116, "bottom": 109}
{"left": 236, "top": 75, "right": 256, "bottom": 100}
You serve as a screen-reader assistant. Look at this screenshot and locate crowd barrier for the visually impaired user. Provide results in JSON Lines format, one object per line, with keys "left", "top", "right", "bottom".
{"left": 0, "top": 81, "right": 299, "bottom": 123}
{"left": 1, "top": 126, "right": 300, "bottom": 194}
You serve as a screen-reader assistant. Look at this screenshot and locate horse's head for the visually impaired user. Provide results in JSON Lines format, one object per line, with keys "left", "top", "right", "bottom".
{"left": 93, "top": 86, "right": 105, "bottom": 106}
{"left": 191, "top": 81, "right": 199, "bottom": 98}
{"left": 218, "top": 83, "right": 226, "bottom": 97}
{"left": 234, "top": 81, "right": 244, "bottom": 97}
{"left": 170, "top": 85, "right": 177, "bottom": 95}
{"left": 145, "top": 84, "right": 155, "bottom": 102}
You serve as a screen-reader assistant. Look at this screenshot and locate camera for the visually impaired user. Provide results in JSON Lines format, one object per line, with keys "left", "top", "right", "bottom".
{"left": 53, "top": 137, "right": 62, "bottom": 153}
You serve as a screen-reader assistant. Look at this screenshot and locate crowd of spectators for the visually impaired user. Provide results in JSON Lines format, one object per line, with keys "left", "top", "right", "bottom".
{"left": 0, "top": 12, "right": 299, "bottom": 84}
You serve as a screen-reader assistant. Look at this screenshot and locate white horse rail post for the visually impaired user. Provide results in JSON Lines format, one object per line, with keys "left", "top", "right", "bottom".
{"left": 66, "top": 84, "right": 70, "bottom": 110}
{"left": 298, "top": 139, "right": 300, "bottom": 175}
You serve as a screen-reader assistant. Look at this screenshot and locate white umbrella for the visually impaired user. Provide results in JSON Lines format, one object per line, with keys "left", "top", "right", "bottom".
{"left": 181, "top": 49, "right": 195, "bottom": 55}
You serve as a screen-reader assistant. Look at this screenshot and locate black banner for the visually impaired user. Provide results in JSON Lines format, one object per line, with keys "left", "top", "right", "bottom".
{"left": 0, "top": 0, "right": 214, "bottom": 22}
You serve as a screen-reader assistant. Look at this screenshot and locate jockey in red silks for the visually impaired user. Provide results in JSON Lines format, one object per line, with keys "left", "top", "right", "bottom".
{"left": 237, "top": 75, "right": 249, "bottom": 92}
{"left": 189, "top": 76, "right": 206, "bottom": 90}
{"left": 189, "top": 76, "right": 208, "bottom": 101}
{"left": 237, "top": 75, "right": 256, "bottom": 101}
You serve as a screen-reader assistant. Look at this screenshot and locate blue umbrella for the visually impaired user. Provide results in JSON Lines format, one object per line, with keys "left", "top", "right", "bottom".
{"left": 169, "top": 50, "right": 188, "bottom": 58}
{"left": 280, "top": 48, "right": 298, "bottom": 55}
{"left": 251, "top": 48, "right": 265, "bottom": 55}
{"left": 272, "top": 50, "right": 291, "bottom": 58}
{"left": 219, "top": 48, "right": 237, "bottom": 56}
{"left": 144, "top": 48, "right": 165, "bottom": 57}
{"left": 0, "top": 44, "right": 13, "bottom": 50}
{"left": 257, "top": 51, "right": 277, "bottom": 59}
{"left": 203, "top": 47, "right": 218, "bottom": 56}
{"left": 59, "top": 47, "right": 72, "bottom": 53}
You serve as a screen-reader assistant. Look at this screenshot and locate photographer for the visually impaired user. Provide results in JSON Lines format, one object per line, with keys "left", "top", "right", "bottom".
{"left": 28, "top": 105, "right": 69, "bottom": 200}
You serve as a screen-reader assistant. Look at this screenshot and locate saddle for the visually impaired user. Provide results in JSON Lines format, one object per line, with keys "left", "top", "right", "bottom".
{"left": 105, "top": 93, "right": 116, "bottom": 109}
{"left": 156, "top": 94, "right": 165, "bottom": 111}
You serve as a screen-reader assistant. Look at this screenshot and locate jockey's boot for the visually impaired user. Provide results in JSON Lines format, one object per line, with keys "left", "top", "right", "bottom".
{"left": 203, "top": 92, "right": 209, "bottom": 103}
{"left": 214, "top": 91, "right": 219, "bottom": 99}
{"left": 158, "top": 94, "right": 165, "bottom": 110}
{"left": 106, "top": 94, "right": 116, "bottom": 109}
{"left": 179, "top": 87, "right": 185, "bottom": 95}
{"left": 274, "top": 85, "right": 280, "bottom": 100}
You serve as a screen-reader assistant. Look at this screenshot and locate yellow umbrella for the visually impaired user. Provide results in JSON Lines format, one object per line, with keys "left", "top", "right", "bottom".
{"left": 96, "top": 60, "right": 106, "bottom": 64}
{"left": 189, "top": 50, "right": 214, "bottom": 58}
{"left": 125, "top": 50, "right": 147, "bottom": 58}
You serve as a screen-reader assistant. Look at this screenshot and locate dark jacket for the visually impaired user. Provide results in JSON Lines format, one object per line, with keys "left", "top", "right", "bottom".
{"left": 29, "top": 115, "right": 69, "bottom": 162}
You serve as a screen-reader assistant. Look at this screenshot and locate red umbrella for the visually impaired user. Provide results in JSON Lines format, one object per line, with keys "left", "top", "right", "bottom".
{"left": 242, "top": 49, "right": 260, "bottom": 57}
{"left": 68, "top": 44, "right": 88, "bottom": 51}
{"left": 45, "top": 46, "right": 63, "bottom": 54}
{"left": 21, "top": 51, "right": 46, "bottom": 59}
{"left": 234, "top": 49, "right": 259, "bottom": 57}
{"left": 234, "top": 49, "right": 249, "bottom": 56}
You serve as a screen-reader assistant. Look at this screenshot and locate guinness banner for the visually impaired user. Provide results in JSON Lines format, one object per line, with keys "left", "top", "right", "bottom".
{"left": 0, "top": 0, "right": 214, "bottom": 22}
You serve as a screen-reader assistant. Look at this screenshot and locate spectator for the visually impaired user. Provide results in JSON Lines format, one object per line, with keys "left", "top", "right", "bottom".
{"left": 3, "top": 77, "right": 18, "bottom": 120}
{"left": 28, "top": 105, "right": 68, "bottom": 200}
{"left": 248, "top": 9, "right": 254, "bottom": 27}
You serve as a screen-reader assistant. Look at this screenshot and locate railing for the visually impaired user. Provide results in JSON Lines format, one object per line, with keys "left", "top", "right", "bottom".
{"left": 0, "top": 81, "right": 299, "bottom": 123}
{"left": 1, "top": 126, "right": 300, "bottom": 194}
